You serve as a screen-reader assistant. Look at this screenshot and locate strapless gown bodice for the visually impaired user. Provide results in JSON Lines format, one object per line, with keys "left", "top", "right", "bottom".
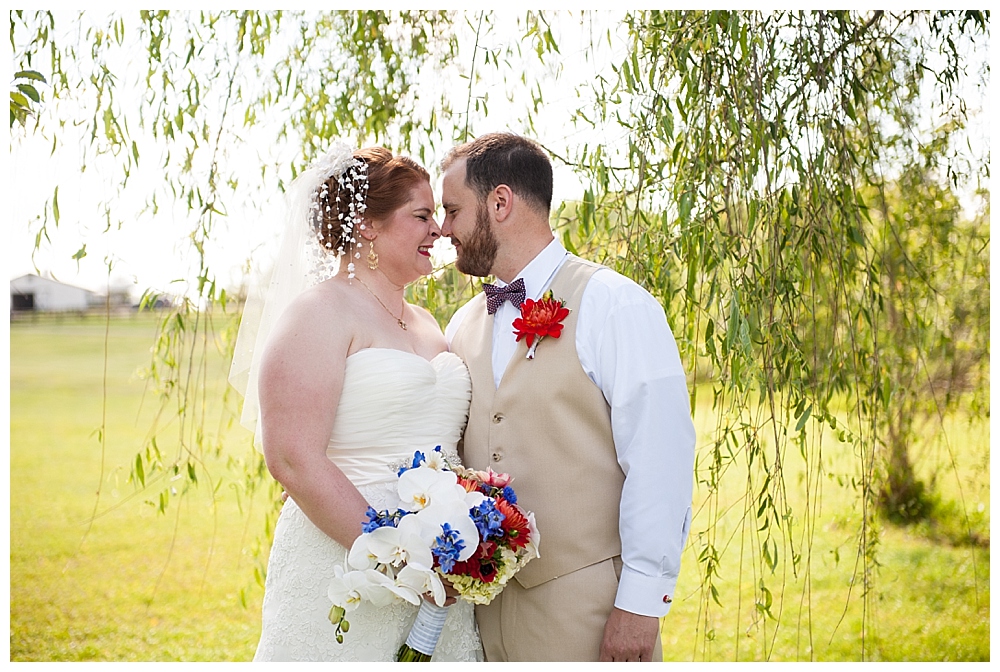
{"left": 327, "top": 348, "right": 471, "bottom": 487}
{"left": 253, "top": 348, "right": 482, "bottom": 662}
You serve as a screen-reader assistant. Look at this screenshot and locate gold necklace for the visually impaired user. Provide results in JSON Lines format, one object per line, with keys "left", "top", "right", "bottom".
{"left": 356, "top": 277, "right": 407, "bottom": 330}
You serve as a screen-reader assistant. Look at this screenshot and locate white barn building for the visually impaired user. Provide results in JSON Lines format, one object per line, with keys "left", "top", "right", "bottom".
{"left": 10, "top": 274, "right": 100, "bottom": 312}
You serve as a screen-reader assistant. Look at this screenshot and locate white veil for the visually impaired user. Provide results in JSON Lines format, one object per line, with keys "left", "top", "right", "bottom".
{"left": 228, "top": 141, "right": 359, "bottom": 449}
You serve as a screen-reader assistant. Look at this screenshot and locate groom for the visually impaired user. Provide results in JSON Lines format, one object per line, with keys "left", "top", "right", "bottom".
{"left": 442, "top": 133, "right": 696, "bottom": 662}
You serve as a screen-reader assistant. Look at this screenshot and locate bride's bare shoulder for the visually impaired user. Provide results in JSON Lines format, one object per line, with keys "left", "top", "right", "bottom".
{"left": 269, "top": 279, "right": 360, "bottom": 351}
{"left": 293, "top": 277, "right": 355, "bottom": 311}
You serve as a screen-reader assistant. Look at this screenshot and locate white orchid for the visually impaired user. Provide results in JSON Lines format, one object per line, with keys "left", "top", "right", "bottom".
{"left": 357, "top": 568, "right": 406, "bottom": 607}
{"left": 347, "top": 533, "right": 379, "bottom": 570}
{"left": 462, "top": 488, "right": 487, "bottom": 510}
{"left": 396, "top": 563, "right": 447, "bottom": 607}
{"left": 412, "top": 500, "right": 481, "bottom": 562}
{"left": 328, "top": 566, "right": 373, "bottom": 613}
{"left": 329, "top": 565, "right": 422, "bottom": 613}
{"left": 364, "top": 519, "right": 434, "bottom": 568}
{"left": 397, "top": 465, "right": 467, "bottom": 511}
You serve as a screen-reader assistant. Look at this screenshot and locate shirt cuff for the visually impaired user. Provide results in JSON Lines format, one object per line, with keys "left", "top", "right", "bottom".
{"left": 614, "top": 565, "right": 678, "bottom": 618}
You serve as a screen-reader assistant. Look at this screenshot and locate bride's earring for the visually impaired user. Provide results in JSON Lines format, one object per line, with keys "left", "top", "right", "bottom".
{"left": 367, "top": 239, "right": 379, "bottom": 271}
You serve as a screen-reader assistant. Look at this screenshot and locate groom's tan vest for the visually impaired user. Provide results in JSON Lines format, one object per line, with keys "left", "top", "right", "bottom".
{"left": 452, "top": 256, "right": 624, "bottom": 589}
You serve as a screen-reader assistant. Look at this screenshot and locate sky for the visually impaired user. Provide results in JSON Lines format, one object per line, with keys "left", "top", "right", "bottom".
{"left": 6, "top": 10, "right": 991, "bottom": 302}
{"left": 7, "top": 11, "right": 630, "bottom": 302}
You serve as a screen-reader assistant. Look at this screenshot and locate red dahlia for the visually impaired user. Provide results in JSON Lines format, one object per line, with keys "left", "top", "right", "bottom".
{"left": 512, "top": 291, "right": 570, "bottom": 349}
{"left": 496, "top": 498, "right": 531, "bottom": 550}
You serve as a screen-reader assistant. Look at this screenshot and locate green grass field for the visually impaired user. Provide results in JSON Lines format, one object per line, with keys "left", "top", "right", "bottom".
{"left": 9, "top": 314, "right": 990, "bottom": 661}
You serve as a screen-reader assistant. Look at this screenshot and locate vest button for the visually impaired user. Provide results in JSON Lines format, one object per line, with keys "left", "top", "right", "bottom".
{"left": 492, "top": 413, "right": 504, "bottom": 424}
{"left": 491, "top": 452, "right": 502, "bottom": 462}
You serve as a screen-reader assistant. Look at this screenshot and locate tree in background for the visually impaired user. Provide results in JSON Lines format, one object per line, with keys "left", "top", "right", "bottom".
{"left": 10, "top": 8, "right": 466, "bottom": 610}
{"left": 551, "top": 10, "right": 989, "bottom": 658}
{"left": 869, "top": 159, "right": 989, "bottom": 524}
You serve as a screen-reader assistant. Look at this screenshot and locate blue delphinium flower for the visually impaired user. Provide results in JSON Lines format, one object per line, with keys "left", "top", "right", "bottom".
{"left": 362, "top": 506, "right": 385, "bottom": 533}
{"left": 362, "top": 506, "right": 408, "bottom": 533}
{"left": 431, "top": 523, "right": 466, "bottom": 573}
{"left": 471, "top": 499, "right": 506, "bottom": 540}
{"left": 501, "top": 486, "right": 517, "bottom": 504}
{"left": 397, "top": 450, "right": 428, "bottom": 476}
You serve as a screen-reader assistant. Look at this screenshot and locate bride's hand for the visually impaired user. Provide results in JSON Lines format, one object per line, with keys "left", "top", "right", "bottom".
{"left": 426, "top": 581, "right": 459, "bottom": 607}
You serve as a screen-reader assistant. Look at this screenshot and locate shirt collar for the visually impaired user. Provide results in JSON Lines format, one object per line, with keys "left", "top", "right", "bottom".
{"left": 495, "top": 238, "right": 567, "bottom": 301}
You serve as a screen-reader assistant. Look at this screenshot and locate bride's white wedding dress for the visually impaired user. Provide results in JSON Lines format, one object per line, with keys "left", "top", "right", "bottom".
{"left": 253, "top": 348, "right": 484, "bottom": 662}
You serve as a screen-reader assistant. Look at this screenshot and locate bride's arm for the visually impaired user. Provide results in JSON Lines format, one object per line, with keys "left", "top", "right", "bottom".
{"left": 257, "top": 289, "right": 369, "bottom": 549}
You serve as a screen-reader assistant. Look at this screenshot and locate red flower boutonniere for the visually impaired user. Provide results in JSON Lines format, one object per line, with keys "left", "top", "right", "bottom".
{"left": 512, "top": 290, "right": 570, "bottom": 359}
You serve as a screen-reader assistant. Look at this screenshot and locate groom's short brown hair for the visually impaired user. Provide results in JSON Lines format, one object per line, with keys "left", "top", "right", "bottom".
{"left": 443, "top": 133, "right": 553, "bottom": 214}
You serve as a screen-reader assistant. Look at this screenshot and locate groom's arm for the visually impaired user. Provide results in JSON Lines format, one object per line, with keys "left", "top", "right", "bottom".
{"left": 578, "top": 271, "right": 696, "bottom": 659}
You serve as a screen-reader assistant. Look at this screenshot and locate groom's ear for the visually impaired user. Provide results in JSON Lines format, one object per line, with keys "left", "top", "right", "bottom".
{"left": 490, "top": 184, "right": 514, "bottom": 223}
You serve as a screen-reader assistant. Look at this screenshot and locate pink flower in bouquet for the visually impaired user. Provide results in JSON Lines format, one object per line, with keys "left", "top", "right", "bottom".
{"left": 483, "top": 468, "right": 512, "bottom": 488}
{"left": 470, "top": 468, "right": 511, "bottom": 489}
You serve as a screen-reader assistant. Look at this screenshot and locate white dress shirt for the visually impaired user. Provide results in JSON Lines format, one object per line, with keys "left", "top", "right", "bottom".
{"left": 446, "top": 239, "right": 696, "bottom": 617}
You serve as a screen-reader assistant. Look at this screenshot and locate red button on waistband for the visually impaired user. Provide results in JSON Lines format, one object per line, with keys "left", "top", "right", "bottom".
{"left": 662, "top": 595, "right": 672, "bottom": 603}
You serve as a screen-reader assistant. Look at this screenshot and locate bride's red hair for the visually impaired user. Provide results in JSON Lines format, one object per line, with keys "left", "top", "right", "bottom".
{"left": 314, "top": 147, "right": 429, "bottom": 254}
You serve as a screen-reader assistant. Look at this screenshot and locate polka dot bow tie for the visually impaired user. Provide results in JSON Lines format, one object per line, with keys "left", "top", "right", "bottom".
{"left": 483, "top": 277, "right": 526, "bottom": 315}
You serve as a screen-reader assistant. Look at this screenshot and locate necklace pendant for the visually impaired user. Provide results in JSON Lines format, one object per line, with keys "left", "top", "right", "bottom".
{"left": 398, "top": 319, "right": 407, "bottom": 330}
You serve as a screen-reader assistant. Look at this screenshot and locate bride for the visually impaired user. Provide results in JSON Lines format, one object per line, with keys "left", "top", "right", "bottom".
{"left": 229, "top": 143, "right": 484, "bottom": 661}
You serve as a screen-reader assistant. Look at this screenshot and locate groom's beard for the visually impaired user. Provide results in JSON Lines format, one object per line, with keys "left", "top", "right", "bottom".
{"left": 454, "top": 201, "right": 499, "bottom": 277}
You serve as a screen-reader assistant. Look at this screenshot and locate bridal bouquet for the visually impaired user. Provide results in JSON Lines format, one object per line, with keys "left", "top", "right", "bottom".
{"left": 327, "top": 447, "right": 540, "bottom": 661}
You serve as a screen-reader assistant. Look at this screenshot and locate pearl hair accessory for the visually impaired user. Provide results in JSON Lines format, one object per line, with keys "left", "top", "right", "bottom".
{"left": 307, "top": 145, "right": 370, "bottom": 281}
